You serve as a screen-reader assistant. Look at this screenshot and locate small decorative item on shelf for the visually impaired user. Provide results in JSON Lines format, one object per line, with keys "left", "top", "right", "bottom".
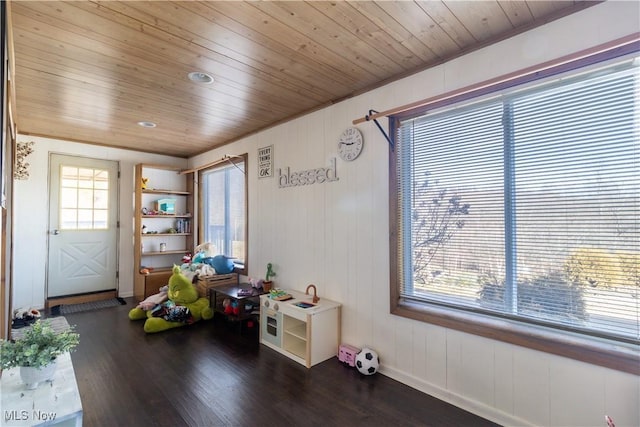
{"left": 263, "top": 262, "right": 276, "bottom": 291}
{"left": 154, "top": 198, "right": 176, "bottom": 215}
{"left": 140, "top": 266, "right": 154, "bottom": 275}
{"left": 141, "top": 177, "right": 148, "bottom": 189}
{"left": 182, "top": 252, "right": 192, "bottom": 264}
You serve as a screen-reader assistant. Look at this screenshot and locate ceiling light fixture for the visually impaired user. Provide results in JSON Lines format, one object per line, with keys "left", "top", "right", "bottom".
{"left": 137, "top": 121, "right": 157, "bottom": 128}
{"left": 188, "top": 71, "right": 214, "bottom": 84}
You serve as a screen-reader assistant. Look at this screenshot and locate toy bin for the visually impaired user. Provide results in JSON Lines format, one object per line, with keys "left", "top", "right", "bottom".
{"left": 196, "top": 273, "right": 239, "bottom": 298}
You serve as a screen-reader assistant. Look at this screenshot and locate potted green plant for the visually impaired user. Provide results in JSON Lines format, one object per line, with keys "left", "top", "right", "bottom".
{"left": 0, "top": 319, "right": 79, "bottom": 389}
{"left": 263, "top": 263, "right": 276, "bottom": 291}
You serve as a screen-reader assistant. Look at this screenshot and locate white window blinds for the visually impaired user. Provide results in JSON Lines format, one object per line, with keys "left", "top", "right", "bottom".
{"left": 201, "top": 159, "right": 247, "bottom": 267}
{"left": 396, "top": 58, "right": 639, "bottom": 343}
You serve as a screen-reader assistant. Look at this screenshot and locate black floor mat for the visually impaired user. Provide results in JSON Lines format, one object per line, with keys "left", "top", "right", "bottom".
{"left": 51, "top": 298, "right": 126, "bottom": 315}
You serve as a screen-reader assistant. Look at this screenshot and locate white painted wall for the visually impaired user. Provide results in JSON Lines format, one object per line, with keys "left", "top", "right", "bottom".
{"left": 12, "top": 135, "right": 186, "bottom": 309}
{"left": 187, "top": 3, "right": 640, "bottom": 427}
{"left": 12, "top": 2, "right": 639, "bottom": 426}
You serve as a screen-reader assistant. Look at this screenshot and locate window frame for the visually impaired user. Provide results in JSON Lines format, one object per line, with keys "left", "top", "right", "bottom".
{"left": 389, "top": 44, "right": 640, "bottom": 375}
{"left": 198, "top": 153, "right": 248, "bottom": 276}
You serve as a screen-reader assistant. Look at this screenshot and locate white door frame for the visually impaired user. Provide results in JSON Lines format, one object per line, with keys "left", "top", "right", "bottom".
{"left": 47, "top": 154, "right": 119, "bottom": 301}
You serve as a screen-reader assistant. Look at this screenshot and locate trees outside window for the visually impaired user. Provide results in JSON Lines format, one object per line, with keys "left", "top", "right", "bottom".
{"left": 393, "top": 56, "right": 639, "bottom": 345}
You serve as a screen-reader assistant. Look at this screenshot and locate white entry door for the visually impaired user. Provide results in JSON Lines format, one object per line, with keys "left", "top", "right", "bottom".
{"left": 47, "top": 154, "right": 119, "bottom": 298}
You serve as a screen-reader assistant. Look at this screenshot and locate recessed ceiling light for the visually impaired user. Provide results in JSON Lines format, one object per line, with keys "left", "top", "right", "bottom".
{"left": 137, "top": 121, "right": 157, "bottom": 128}
{"left": 188, "top": 71, "right": 214, "bottom": 84}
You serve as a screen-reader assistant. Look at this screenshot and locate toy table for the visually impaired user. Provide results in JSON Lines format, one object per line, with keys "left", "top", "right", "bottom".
{"left": 210, "top": 283, "right": 265, "bottom": 333}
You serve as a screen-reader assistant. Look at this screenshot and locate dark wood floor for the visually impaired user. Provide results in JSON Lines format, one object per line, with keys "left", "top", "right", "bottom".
{"left": 60, "top": 298, "right": 500, "bottom": 427}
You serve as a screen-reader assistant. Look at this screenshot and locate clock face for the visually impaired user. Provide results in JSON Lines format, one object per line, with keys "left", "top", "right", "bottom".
{"left": 338, "top": 127, "right": 364, "bottom": 161}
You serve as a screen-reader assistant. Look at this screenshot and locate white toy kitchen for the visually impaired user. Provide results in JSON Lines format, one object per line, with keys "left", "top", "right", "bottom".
{"left": 260, "top": 287, "right": 341, "bottom": 368}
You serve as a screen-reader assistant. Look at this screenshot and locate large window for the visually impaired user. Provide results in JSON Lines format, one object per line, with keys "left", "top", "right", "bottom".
{"left": 392, "top": 53, "right": 639, "bottom": 371}
{"left": 200, "top": 154, "right": 247, "bottom": 275}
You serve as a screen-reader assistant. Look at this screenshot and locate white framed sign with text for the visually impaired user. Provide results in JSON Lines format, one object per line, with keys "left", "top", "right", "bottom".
{"left": 258, "top": 145, "right": 273, "bottom": 178}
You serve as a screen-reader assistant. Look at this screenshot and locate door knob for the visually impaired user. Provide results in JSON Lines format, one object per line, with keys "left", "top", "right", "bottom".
{"left": 52, "top": 229, "right": 60, "bottom": 235}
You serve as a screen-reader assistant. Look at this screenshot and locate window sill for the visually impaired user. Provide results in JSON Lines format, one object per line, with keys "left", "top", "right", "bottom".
{"left": 233, "top": 265, "right": 247, "bottom": 277}
{"left": 392, "top": 299, "right": 640, "bottom": 375}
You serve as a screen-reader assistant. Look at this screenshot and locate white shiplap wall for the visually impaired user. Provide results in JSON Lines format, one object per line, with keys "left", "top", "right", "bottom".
{"left": 188, "top": 3, "right": 640, "bottom": 426}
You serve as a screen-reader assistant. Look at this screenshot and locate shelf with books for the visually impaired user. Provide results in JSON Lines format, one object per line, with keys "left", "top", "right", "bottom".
{"left": 134, "top": 163, "right": 194, "bottom": 301}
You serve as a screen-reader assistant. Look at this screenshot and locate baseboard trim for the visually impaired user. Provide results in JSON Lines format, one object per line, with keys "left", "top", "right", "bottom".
{"left": 380, "top": 365, "right": 534, "bottom": 427}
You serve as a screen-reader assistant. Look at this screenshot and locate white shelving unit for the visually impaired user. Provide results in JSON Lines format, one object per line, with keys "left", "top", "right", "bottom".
{"left": 283, "top": 317, "right": 308, "bottom": 360}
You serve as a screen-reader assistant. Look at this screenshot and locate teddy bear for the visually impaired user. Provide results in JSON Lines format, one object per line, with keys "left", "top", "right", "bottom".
{"left": 128, "top": 265, "right": 214, "bottom": 333}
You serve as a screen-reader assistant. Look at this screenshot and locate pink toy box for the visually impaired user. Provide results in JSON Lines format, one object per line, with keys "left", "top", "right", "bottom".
{"left": 338, "top": 344, "right": 360, "bottom": 367}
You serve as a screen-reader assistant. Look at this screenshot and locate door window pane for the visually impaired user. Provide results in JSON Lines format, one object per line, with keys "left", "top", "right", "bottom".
{"left": 59, "top": 166, "right": 110, "bottom": 230}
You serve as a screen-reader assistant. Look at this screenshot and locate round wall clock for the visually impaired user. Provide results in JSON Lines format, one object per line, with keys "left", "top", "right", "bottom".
{"left": 338, "top": 127, "right": 364, "bottom": 161}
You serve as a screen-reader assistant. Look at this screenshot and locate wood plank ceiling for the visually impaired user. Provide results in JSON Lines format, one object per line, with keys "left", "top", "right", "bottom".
{"left": 8, "top": 1, "right": 598, "bottom": 158}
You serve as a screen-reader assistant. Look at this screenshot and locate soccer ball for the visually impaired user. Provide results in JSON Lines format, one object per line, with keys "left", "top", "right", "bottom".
{"left": 355, "top": 347, "right": 379, "bottom": 375}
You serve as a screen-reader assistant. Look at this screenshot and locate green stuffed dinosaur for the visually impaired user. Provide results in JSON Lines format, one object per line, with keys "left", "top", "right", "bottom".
{"left": 129, "top": 265, "right": 214, "bottom": 333}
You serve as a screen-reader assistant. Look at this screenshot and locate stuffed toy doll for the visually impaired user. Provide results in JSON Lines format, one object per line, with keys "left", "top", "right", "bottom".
{"left": 128, "top": 265, "right": 213, "bottom": 333}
